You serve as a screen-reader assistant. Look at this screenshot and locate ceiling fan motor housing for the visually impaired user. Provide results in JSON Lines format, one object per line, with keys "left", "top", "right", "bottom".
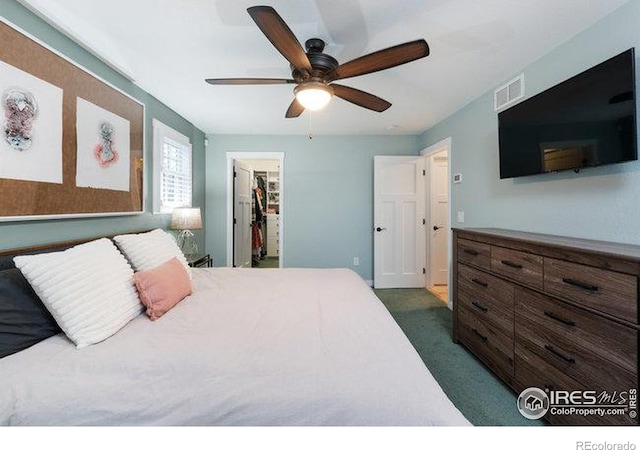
{"left": 291, "top": 38, "right": 338, "bottom": 82}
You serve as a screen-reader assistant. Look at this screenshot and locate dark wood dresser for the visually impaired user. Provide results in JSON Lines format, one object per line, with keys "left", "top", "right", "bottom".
{"left": 452, "top": 228, "right": 639, "bottom": 425}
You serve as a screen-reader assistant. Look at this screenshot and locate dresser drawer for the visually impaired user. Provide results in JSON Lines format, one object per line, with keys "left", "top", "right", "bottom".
{"left": 458, "top": 307, "right": 514, "bottom": 382}
{"left": 491, "top": 246, "right": 543, "bottom": 289}
{"left": 457, "top": 238, "right": 490, "bottom": 270}
{"left": 515, "top": 287, "right": 637, "bottom": 374}
{"left": 515, "top": 341, "right": 586, "bottom": 426}
{"left": 458, "top": 265, "right": 514, "bottom": 335}
{"left": 544, "top": 258, "right": 638, "bottom": 324}
{"left": 515, "top": 341, "right": 586, "bottom": 394}
{"left": 516, "top": 306, "right": 637, "bottom": 393}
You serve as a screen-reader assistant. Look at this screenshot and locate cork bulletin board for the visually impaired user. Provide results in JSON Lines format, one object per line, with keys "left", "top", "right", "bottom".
{"left": 0, "top": 19, "right": 144, "bottom": 221}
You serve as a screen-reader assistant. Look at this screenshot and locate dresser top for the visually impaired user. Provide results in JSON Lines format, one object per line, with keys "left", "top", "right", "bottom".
{"left": 454, "top": 227, "right": 640, "bottom": 262}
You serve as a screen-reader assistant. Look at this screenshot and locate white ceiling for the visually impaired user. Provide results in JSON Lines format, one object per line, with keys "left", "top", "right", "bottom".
{"left": 18, "top": 0, "right": 631, "bottom": 136}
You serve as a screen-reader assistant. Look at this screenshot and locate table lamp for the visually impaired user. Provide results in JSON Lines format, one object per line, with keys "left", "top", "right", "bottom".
{"left": 170, "top": 207, "right": 203, "bottom": 257}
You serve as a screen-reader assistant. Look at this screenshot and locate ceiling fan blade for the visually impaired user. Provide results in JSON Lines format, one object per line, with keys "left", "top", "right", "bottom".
{"left": 205, "top": 78, "right": 295, "bottom": 85}
{"left": 332, "top": 84, "right": 391, "bottom": 112}
{"left": 247, "top": 6, "right": 312, "bottom": 73}
{"left": 334, "top": 39, "right": 429, "bottom": 80}
{"left": 285, "top": 98, "right": 305, "bottom": 118}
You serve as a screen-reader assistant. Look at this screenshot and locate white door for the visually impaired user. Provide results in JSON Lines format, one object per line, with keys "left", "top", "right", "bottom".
{"left": 429, "top": 152, "right": 449, "bottom": 285}
{"left": 233, "top": 160, "right": 252, "bottom": 268}
{"left": 374, "top": 156, "right": 426, "bottom": 288}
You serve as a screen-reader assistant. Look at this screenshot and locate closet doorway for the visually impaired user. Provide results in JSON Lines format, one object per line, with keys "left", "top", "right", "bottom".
{"left": 226, "top": 152, "right": 284, "bottom": 268}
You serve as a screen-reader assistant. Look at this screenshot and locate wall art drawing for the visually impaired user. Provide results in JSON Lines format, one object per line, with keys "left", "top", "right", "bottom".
{"left": 3, "top": 88, "right": 38, "bottom": 151}
{"left": 95, "top": 121, "right": 118, "bottom": 167}
{"left": 0, "top": 59, "right": 63, "bottom": 184}
{"left": 76, "top": 97, "right": 130, "bottom": 192}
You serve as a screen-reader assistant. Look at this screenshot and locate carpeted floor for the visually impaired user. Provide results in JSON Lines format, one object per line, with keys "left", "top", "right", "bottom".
{"left": 253, "top": 257, "right": 279, "bottom": 268}
{"left": 374, "top": 288, "right": 543, "bottom": 426}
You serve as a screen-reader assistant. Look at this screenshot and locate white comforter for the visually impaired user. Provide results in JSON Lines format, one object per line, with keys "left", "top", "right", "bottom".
{"left": 0, "top": 268, "right": 470, "bottom": 426}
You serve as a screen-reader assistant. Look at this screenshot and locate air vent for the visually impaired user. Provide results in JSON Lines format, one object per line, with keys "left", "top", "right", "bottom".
{"left": 494, "top": 74, "right": 524, "bottom": 111}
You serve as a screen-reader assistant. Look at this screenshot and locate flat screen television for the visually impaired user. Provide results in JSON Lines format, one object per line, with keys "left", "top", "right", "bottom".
{"left": 498, "top": 48, "right": 637, "bottom": 179}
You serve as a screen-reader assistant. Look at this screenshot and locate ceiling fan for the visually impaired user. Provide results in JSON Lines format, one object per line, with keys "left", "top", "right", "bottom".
{"left": 205, "top": 5, "right": 430, "bottom": 118}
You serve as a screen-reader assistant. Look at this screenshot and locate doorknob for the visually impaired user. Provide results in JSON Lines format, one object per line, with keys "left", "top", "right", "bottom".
{"left": 433, "top": 225, "right": 442, "bottom": 231}
{"left": 376, "top": 227, "right": 386, "bottom": 232}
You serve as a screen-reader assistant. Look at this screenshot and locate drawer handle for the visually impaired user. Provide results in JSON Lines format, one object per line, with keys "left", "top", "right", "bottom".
{"left": 561, "top": 278, "right": 599, "bottom": 292}
{"left": 544, "top": 344, "right": 575, "bottom": 364}
{"left": 472, "top": 301, "right": 488, "bottom": 312}
{"left": 501, "top": 260, "right": 523, "bottom": 269}
{"left": 463, "top": 248, "right": 479, "bottom": 256}
{"left": 471, "top": 278, "right": 488, "bottom": 288}
{"left": 472, "top": 328, "right": 488, "bottom": 343}
{"left": 543, "top": 310, "right": 576, "bottom": 327}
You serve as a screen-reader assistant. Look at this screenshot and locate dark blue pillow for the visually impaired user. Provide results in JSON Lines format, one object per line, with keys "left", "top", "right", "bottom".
{"left": 0, "top": 254, "right": 17, "bottom": 271}
{"left": 0, "top": 268, "right": 61, "bottom": 358}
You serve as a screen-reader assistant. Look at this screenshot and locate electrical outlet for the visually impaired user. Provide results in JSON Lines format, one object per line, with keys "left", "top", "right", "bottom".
{"left": 457, "top": 211, "right": 465, "bottom": 223}
{"left": 353, "top": 257, "right": 360, "bottom": 266}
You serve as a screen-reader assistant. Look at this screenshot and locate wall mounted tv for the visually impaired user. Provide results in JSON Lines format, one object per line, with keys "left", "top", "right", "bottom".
{"left": 498, "top": 48, "right": 637, "bottom": 179}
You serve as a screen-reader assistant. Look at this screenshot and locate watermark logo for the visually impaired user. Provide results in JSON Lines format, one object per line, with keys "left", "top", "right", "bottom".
{"left": 517, "top": 387, "right": 549, "bottom": 419}
{"left": 517, "top": 387, "right": 637, "bottom": 420}
{"left": 577, "top": 442, "right": 637, "bottom": 450}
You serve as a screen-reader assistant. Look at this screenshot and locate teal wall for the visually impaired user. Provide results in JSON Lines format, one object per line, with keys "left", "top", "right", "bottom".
{"left": 0, "top": 1, "right": 206, "bottom": 251}
{"left": 418, "top": 0, "right": 640, "bottom": 245}
{"left": 205, "top": 134, "right": 419, "bottom": 280}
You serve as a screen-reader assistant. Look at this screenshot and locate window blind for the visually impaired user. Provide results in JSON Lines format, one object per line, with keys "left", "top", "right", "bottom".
{"left": 161, "top": 137, "right": 192, "bottom": 209}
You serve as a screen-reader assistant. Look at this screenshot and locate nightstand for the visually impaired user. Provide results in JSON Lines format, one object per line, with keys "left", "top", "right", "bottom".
{"left": 186, "top": 254, "right": 212, "bottom": 268}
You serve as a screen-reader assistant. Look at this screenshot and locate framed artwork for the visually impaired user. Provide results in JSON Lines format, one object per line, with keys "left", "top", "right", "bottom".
{"left": 0, "top": 18, "right": 144, "bottom": 221}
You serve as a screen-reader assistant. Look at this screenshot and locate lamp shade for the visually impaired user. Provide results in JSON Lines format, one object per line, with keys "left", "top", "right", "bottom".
{"left": 294, "top": 81, "right": 333, "bottom": 111}
{"left": 170, "top": 207, "right": 203, "bottom": 230}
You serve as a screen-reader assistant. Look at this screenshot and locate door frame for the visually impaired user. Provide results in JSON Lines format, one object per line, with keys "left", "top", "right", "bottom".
{"left": 226, "top": 152, "right": 285, "bottom": 268}
{"left": 420, "top": 137, "right": 452, "bottom": 308}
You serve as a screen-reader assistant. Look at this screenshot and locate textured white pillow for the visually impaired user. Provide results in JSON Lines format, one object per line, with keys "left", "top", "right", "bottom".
{"left": 13, "top": 238, "right": 143, "bottom": 349}
{"left": 113, "top": 228, "right": 191, "bottom": 278}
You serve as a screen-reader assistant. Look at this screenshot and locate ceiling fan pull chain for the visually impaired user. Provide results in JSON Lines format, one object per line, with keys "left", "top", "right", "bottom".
{"left": 308, "top": 110, "right": 314, "bottom": 140}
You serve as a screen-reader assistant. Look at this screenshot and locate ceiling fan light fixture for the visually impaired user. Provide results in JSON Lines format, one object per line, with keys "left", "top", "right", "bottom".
{"left": 294, "top": 82, "right": 334, "bottom": 111}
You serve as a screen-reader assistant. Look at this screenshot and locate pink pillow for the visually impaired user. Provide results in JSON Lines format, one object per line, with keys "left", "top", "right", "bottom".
{"left": 133, "top": 257, "right": 192, "bottom": 321}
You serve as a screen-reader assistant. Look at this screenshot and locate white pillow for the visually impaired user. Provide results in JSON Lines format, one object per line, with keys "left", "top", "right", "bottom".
{"left": 113, "top": 228, "right": 191, "bottom": 278}
{"left": 13, "top": 238, "right": 143, "bottom": 349}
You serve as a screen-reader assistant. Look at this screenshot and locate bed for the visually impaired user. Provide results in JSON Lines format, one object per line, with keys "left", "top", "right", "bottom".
{"left": 0, "top": 230, "right": 470, "bottom": 426}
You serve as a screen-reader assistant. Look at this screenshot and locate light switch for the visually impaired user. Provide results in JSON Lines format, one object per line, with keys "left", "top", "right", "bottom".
{"left": 457, "top": 211, "right": 465, "bottom": 223}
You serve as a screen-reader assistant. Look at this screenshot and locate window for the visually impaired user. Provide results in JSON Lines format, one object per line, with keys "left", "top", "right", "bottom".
{"left": 153, "top": 119, "right": 192, "bottom": 213}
